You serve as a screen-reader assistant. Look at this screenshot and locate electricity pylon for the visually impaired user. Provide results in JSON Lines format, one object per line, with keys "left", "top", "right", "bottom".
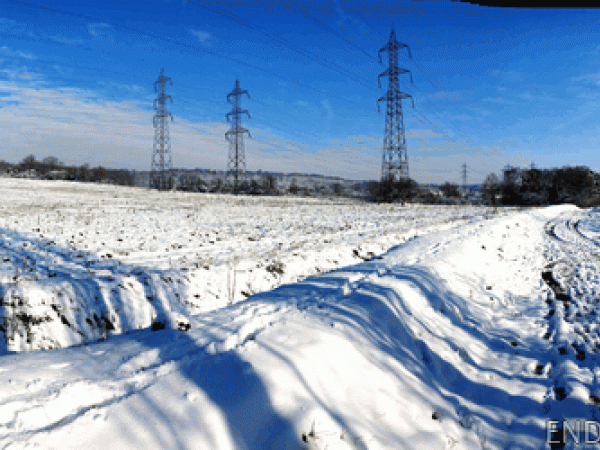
{"left": 150, "top": 68, "right": 173, "bottom": 190}
{"left": 225, "top": 79, "right": 251, "bottom": 193}
{"left": 461, "top": 163, "right": 469, "bottom": 199}
{"left": 377, "top": 28, "right": 414, "bottom": 181}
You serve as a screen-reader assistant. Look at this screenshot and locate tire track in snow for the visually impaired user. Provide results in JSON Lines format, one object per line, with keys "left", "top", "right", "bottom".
{"left": 0, "top": 330, "right": 198, "bottom": 445}
{"left": 540, "top": 213, "right": 600, "bottom": 446}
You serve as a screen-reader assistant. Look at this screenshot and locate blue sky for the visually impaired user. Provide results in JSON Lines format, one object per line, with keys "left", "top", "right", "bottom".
{"left": 1, "top": 0, "right": 600, "bottom": 183}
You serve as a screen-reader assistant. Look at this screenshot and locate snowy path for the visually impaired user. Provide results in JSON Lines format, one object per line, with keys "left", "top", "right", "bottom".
{"left": 1, "top": 179, "right": 600, "bottom": 449}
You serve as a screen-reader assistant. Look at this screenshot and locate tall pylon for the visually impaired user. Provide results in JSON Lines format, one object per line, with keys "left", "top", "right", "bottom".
{"left": 377, "top": 28, "right": 414, "bottom": 181}
{"left": 461, "top": 163, "right": 469, "bottom": 199}
{"left": 225, "top": 79, "right": 251, "bottom": 193}
{"left": 150, "top": 68, "right": 173, "bottom": 190}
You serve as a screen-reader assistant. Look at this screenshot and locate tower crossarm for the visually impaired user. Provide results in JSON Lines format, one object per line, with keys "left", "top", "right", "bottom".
{"left": 378, "top": 29, "right": 412, "bottom": 62}
{"left": 378, "top": 67, "right": 413, "bottom": 88}
{"left": 154, "top": 94, "right": 173, "bottom": 107}
{"left": 378, "top": 42, "right": 411, "bottom": 60}
{"left": 226, "top": 108, "right": 250, "bottom": 122}
{"left": 154, "top": 68, "right": 173, "bottom": 93}
{"left": 227, "top": 79, "right": 250, "bottom": 103}
{"left": 377, "top": 91, "right": 414, "bottom": 113}
{"left": 227, "top": 89, "right": 250, "bottom": 103}
{"left": 225, "top": 127, "right": 251, "bottom": 139}
{"left": 153, "top": 113, "right": 173, "bottom": 127}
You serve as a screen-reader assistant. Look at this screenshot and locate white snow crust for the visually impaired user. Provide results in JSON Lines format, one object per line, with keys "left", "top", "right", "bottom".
{"left": 0, "top": 178, "right": 599, "bottom": 449}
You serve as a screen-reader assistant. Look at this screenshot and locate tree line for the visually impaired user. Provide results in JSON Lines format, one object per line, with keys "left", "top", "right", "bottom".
{"left": 364, "top": 165, "right": 600, "bottom": 207}
{"left": 3, "top": 155, "right": 598, "bottom": 207}
{"left": 1, "top": 154, "right": 135, "bottom": 186}
{"left": 481, "top": 165, "right": 599, "bottom": 207}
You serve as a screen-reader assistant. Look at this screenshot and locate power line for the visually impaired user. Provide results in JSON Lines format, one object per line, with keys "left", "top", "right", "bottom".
{"left": 6, "top": 0, "right": 372, "bottom": 108}
{"left": 5, "top": 0, "right": 453, "bottom": 157}
{"left": 186, "top": 1, "right": 381, "bottom": 94}
{"left": 346, "top": 11, "right": 482, "bottom": 146}
{"left": 296, "top": 10, "right": 383, "bottom": 67}
{"left": 6, "top": 0, "right": 492, "bottom": 181}
{"left": 0, "top": 31, "right": 300, "bottom": 125}
{"left": 406, "top": 61, "right": 476, "bottom": 144}
{"left": 8, "top": 0, "right": 457, "bottom": 149}
{"left": 270, "top": 12, "right": 481, "bottom": 160}
{"left": 296, "top": 9, "right": 481, "bottom": 149}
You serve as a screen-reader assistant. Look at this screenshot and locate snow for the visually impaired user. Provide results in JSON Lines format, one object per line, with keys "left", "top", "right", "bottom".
{"left": 0, "top": 177, "right": 507, "bottom": 352}
{"left": 1, "top": 178, "right": 600, "bottom": 449}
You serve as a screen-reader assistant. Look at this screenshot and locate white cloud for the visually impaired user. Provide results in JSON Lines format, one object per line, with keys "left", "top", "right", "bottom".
{"left": 88, "top": 23, "right": 114, "bottom": 42}
{"left": 482, "top": 96, "right": 517, "bottom": 105}
{"left": 0, "top": 83, "right": 152, "bottom": 167}
{"left": 331, "top": 0, "right": 371, "bottom": 40}
{"left": 51, "top": 36, "right": 84, "bottom": 46}
{"left": 0, "top": 46, "right": 35, "bottom": 60}
{"left": 52, "top": 65, "right": 73, "bottom": 76}
{"left": 347, "top": 134, "right": 380, "bottom": 145}
{"left": 409, "top": 140, "right": 531, "bottom": 183}
{"left": 0, "top": 18, "right": 17, "bottom": 31}
{"left": 245, "top": 135, "right": 380, "bottom": 180}
{"left": 0, "top": 67, "right": 45, "bottom": 85}
{"left": 570, "top": 73, "right": 600, "bottom": 90}
{"left": 405, "top": 128, "right": 444, "bottom": 140}
{"left": 115, "top": 83, "right": 145, "bottom": 93}
{"left": 189, "top": 29, "right": 213, "bottom": 46}
{"left": 431, "top": 90, "right": 463, "bottom": 101}
{"left": 0, "top": 81, "right": 535, "bottom": 183}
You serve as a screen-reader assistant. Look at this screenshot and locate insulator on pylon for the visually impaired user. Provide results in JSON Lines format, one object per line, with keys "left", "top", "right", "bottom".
{"left": 377, "top": 29, "right": 413, "bottom": 181}
{"left": 225, "top": 79, "right": 251, "bottom": 194}
{"left": 150, "top": 68, "right": 174, "bottom": 191}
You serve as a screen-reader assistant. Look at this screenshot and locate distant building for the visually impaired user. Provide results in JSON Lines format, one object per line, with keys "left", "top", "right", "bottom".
{"left": 45, "top": 170, "right": 68, "bottom": 180}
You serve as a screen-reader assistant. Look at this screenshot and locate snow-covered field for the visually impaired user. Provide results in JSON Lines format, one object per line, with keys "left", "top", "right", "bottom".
{"left": 1, "top": 177, "right": 600, "bottom": 449}
{"left": 0, "top": 178, "right": 505, "bottom": 352}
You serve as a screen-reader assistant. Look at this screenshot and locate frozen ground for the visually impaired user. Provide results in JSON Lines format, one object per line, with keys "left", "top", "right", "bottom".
{"left": 1, "top": 178, "right": 599, "bottom": 449}
{"left": 0, "top": 177, "right": 506, "bottom": 351}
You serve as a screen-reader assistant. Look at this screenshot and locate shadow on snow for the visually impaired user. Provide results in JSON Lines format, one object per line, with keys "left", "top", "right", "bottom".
{"left": 0, "top": 227, "right": 304, "bottom": 449}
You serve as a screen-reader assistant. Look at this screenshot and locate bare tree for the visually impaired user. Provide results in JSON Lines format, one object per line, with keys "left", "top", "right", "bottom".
{"left": 19, "top": 154, "right": 37, "bottom": 171}
{"left": 440, "top": 182, "right": 460, "bottom": 198}
{"left": 482, "top": 173, "right": 501, "bottom": 206}
{"left": 42, "top": 156, "right": 62, "bottom": 168}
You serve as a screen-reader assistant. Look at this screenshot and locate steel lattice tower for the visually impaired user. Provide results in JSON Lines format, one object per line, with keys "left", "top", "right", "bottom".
{"left": 377, "top": 28, "right": 414, "bottom": 181}
{"left": 150, "top": 68, "right": 173, "bottom": 190}
{"left": 461, "top": 163, "right": 468, "bottom": 193}
{"left": 225, "top": 79, "right": 251, "bottom": 193}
